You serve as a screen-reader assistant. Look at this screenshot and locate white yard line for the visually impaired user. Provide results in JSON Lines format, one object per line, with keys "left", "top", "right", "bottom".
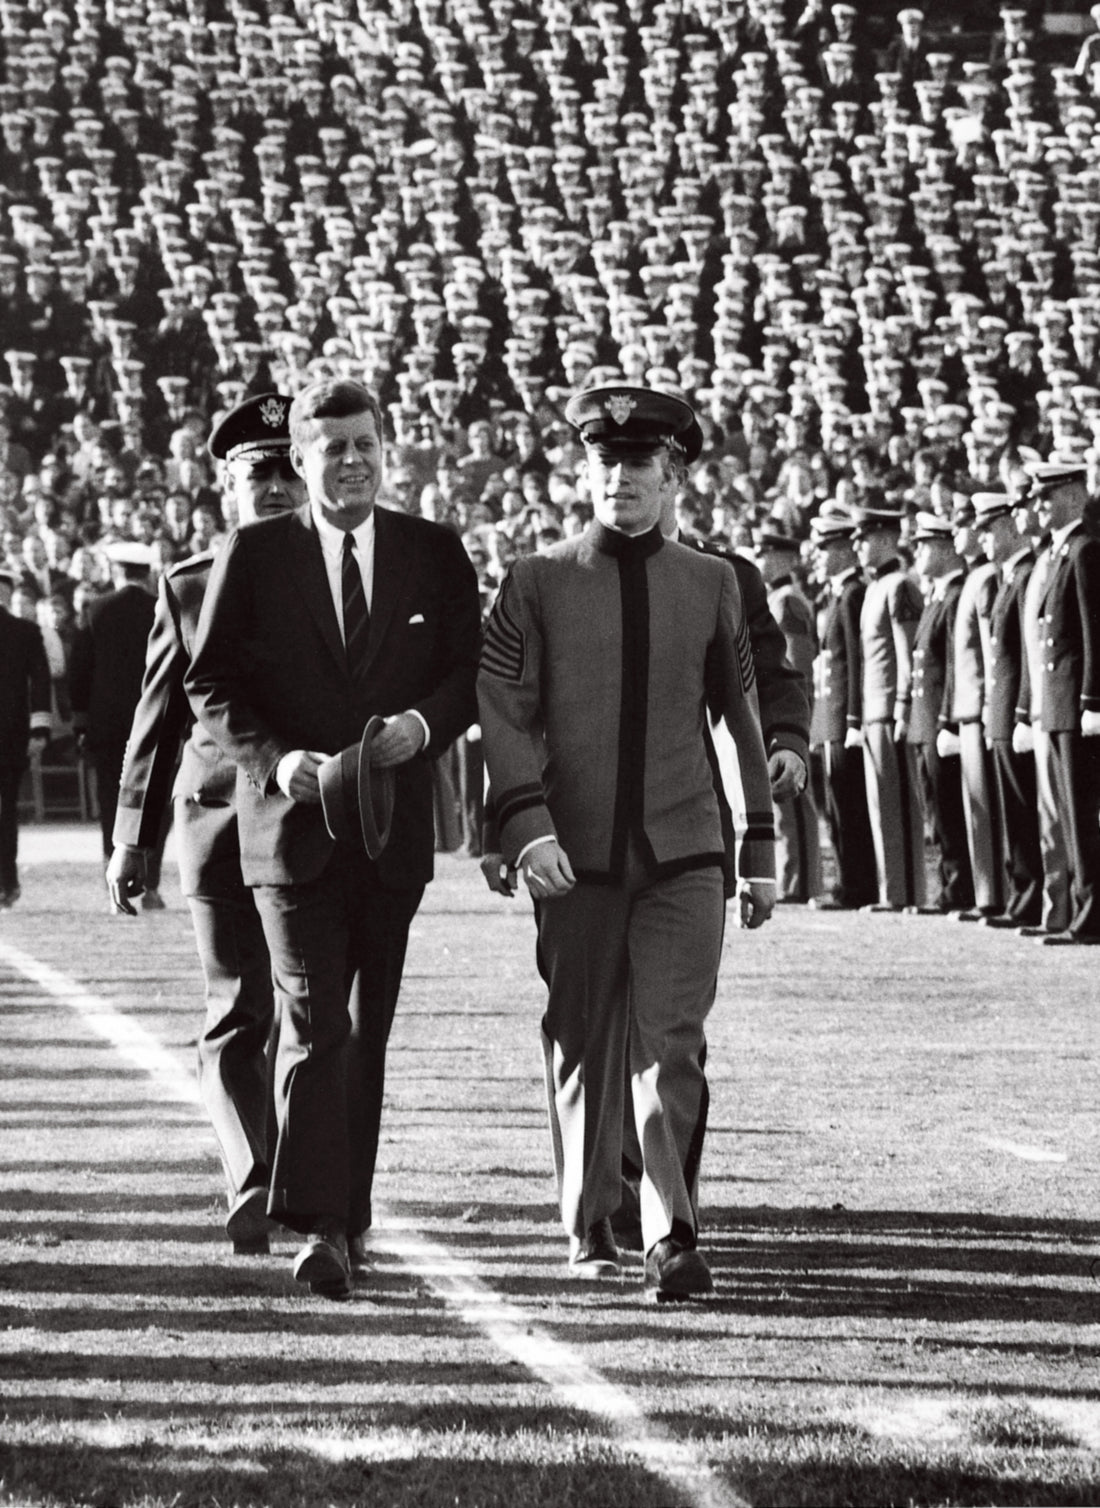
{"left": 976, "top": 1135, "right": 1068, "bottom": 1164}
{"left": 0, "top": 938, "right": 749, "bottom": 1508}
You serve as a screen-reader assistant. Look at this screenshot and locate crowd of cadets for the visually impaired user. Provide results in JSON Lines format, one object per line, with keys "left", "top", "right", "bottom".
{"left": 1, "top": 0, "right": 1099, "bottom": 909}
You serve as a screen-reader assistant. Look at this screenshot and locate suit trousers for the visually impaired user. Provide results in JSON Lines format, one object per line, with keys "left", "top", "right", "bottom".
{"left": 0, "top": 762, "right": 23, "bottom": 892}
{"left": 1032, "top": 724, "right": 1071, "bottom": 933}
{"left": 862, "top": 722, "right": 926, "bottom": 908}
{"left": 1049, "top": 729, "right": 1100, "bottom": 940}
{"left": 989, "top": 741, "right": 1043, "bottom": 925}
{"left": 252, "top": 846, "right": 424, "bottom": 1235}
{"left": 914, "top": 743, "right": 973, "bottom": 911}
{"left": 821, "top": 740, "right": 877, "bottom": 908}
{"left": 774, "top": 787, "right": 823, "bottom": 902}
{"left": 190, "top": 887, "right": 277, "bottom": 1206}
{"left": 958, "top": 724, "right": 1002, "bottom": 912}
{"left": 535, "top": 848, "right": 724, "bottom": 1254}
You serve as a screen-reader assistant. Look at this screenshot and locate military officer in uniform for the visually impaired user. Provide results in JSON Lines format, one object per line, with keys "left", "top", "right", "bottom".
{"left": 906, "top": 512, "right": 973, "bottom": 914}
{"left": 1016, "top": 483, "right": 1071, "bottom": 936}
{"left": 479, "top": 384, "right": 775, "bottom": 1300}
{"left": 106, "top": 394, "right": 305, "bottom": 1252}
{"left": 854, "top": 502, "right": 926, "bottom": 910}
{"left": 950, "top": 497, "right": 1003, "bottom": 920}
{"left": 69, "top": 542, "right": 161, "bottom": 897}
{"left": 976, "top": 492, "right": 1042, "bottom": 929}
{"left": 1025, "top": 460, "right": 1100, "bottom": 945}
{"left": 754, "top": 525, "right": 821, "bottom": 903}
{"left": 0, "top": 566, "right": 51, "bottom": 907}
{"left": 809, "top": 513, "right": 877, "bottom": 910}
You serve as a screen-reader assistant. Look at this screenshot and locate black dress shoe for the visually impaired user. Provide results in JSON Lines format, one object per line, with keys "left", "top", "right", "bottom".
{"left": 644, "top": 1237, "right": 714, "bottom": 1301}
{"left": 568, "top": 1217, "right": 621, "bottom": 1279}
{"left": 807, "top": 896, "right": 854, "bottom": 911}
{"left": 293, "top": 1225, "right": 352, "bottom": 1299}
{"left": 1017, "top": 925, "right": 1052, "bottom": 937}
{"left": 226, "top": 1186, "right": 271, "bottom": 1254}
{"left": 1038, "top": 931, "right": 1100, "bottom": 947}
{"left": 980, "top": 914, "right": 1022, "bottom": 929}
{"left": 861, "top": 903, "right": 903, "bottom": 913}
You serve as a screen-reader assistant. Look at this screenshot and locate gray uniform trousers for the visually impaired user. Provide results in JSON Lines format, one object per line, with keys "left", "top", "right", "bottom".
{"left": 536, "top": 843, "right": 725, "bottom": 1255}
{"left": 862, "top": 721, "right": 927, "bottom": 907}
{"left": 958, "top": 723, "right": 1002, "bottom": 912}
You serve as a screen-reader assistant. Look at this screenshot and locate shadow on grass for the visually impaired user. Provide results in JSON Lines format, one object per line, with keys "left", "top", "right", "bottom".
{"left": 731, "top": 1459, "right": 1100, "bottom": 1508}
{"left": 0, "top": 1441, "right": 675, "bottom": 1508}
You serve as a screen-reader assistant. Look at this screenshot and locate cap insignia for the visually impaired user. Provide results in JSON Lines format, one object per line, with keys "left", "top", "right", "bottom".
{"left": 604, "top": 394, "right": 637, "bottom": 426}
{"left": 259, "top": 397, "right": 287, "bottom": 427}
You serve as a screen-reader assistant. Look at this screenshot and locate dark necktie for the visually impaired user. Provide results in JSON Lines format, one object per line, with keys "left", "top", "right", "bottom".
{"left": 341, "top": 531, "right": 370, "bottom": 674}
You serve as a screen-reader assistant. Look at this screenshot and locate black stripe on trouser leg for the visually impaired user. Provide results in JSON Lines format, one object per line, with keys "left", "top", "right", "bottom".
{"left": 609, "top": 546, "right": 650, "bottom": 877}
{"left": 895, "top": 737, "right": 916, "bottom": 905}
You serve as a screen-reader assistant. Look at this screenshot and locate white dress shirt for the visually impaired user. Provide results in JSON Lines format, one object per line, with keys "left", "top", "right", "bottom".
{"left": 312, "top": 502, "right": 375, "bottom": 628}
{"left": 309, "top": 502, "right": 430, "bottom": 748}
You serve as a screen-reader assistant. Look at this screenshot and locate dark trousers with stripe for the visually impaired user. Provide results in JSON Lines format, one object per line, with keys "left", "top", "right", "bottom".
{"left": 822, "top": 740, "right": 878, "bottom": 907}
{"left": 535, "top": 846, "right": 724, "bottom": 1254}
{"left": 990, "top": 740, "right": 1043, "bottom": 925}
{"left": 1050, "top": 729, "right": 1100, "bottom": 939}
{"left": 914, "top": 743, "right": 973, "bottom": 911}
{"left": 862, "top": 722, "right": 926, "bottom": 908}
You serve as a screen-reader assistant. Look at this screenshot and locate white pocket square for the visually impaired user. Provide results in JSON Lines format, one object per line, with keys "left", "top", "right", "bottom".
{"left": 408, "top": 613, "right": 425, "bottom": 625}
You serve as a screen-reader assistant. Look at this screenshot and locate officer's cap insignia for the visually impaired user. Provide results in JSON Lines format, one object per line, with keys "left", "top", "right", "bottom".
{"left": 260, "top": 397, "right": 287, "bottom": 427}
{"left": 605, "top": 394, "right": 637, "bottom": 426}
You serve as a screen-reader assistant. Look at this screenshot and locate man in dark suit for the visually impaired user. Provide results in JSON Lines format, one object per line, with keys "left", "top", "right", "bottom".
{"left": 105, "top": 394, "right": 305, "bottom": 1253}
{"left": 69, "top": 543, "right": 160, "bottom": 890}
{"left": 186, "top": 379, "right": 481, "bottom": 1297}
{"left": 809, "top": 513, "right": 877, "bottom": 910}
{"left": 0, "top": 567, "right": 51, "bottom": 907}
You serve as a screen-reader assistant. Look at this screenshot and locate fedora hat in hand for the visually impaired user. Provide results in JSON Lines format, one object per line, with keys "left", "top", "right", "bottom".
{"left": 318, "top": 716, "right": 395, "bottom": 859}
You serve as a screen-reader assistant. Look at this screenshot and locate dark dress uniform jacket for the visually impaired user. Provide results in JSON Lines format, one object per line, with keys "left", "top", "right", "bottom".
{"left": 985, "top": 552, "right": 1034, "bottom": 743}
{"left": 1035, "top": 524, "right": 1100, "bottom": 733}
{"left": 185, "top": 503, "right": 481, "bottom": 889}
{"left": 69, "top": 584, "right": 156, "bottom": 757}
{"left": 0, "top": 607, "right": 50, "bottom": 767}
{"left": 819, "top": 569, "right": 865, "bottom": 743}
{"left": 113, "top": 553, "right": 240, "bottom": 896}
{"left": 909, "top": 574, "right": 964, "bottom": 747}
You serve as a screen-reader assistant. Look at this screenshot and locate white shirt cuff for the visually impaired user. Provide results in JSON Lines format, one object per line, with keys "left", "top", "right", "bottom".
{"left": 517, "top": 835, "right": 556, "bottom": 866}
{"left": 406, "top": 708, "right": 430, "bottom": 750}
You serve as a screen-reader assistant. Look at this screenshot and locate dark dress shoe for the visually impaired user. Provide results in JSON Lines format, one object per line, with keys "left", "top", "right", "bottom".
{"left": 807, "top": 896, "right": 854, "bottom": 911}
{"left": 293, "top": 1228, "right": 352, "bottom": 1299}
{"left": 568, "top": 1217, "right": 621, "bottom": 1279}
{"left": 226, "top": 1186, "right": 271, "bottom": 1254}
{"left": 1017, "top": 925, "right": 1051, "bottom": 937}
{"left": 861, "top": 903, "right": 903, "bottom": 913}
{"left": 645, "top": 1237, "right": 714, "bottom": 1300}
{"left": 905, "top": 904, "right": 948, "bottom": 916}
{"left": 980, "top": 915, "right": 1022, "bottom": 929}
{"left": 1039, "top": 931, "right": 1100, "bottom": 946}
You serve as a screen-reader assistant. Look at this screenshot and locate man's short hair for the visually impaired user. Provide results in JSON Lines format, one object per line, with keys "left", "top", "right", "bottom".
{"left": 289, "top": 379, "right": 383, "bottom": 448}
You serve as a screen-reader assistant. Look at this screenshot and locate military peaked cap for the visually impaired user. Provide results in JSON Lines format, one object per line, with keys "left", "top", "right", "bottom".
{"left": 208, "top": 391, "right": 292, "bottom": 462}
{"left": 564, "top": 383, "right": 704, "bottom": 463}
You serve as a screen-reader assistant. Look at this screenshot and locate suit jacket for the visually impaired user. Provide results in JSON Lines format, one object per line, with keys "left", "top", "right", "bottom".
{"left": 860, "top": 560, "right": 923, "bottom": 725}
{"left": 984, "top": 550, "right": 1034, "bottom": 743}
{"left": 69, "top": 583, "right": 156, "bottom": 756}
{"left": 478, "top": 522, "right": 775, "bottom": 884}
{"left": 185, "top": 503, "right": 481, "bottom": 888}
{"left": 951, "top": 561, "right": 1000, "bottom": 726}
{"left": 112, "top": 552, "right": 243, "bottom": 896}
{"left": 908, "top": 573, "right": 964, "bottom": 747}
{"left": 767, "top": 576, "right": 817, "bottom": 709}
{"left": 818, "top": 569, "right": 865, "bottom": 743}
{"left": 1037, "top": 523, "right": 1100, "bottom": 734}
{"left": 0, "top": 606, "right": 51, "bottom": 768}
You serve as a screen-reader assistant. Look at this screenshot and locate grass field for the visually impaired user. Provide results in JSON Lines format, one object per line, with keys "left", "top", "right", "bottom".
{"left": 1, "top": 834, "right": 1098, "bottom": 1507}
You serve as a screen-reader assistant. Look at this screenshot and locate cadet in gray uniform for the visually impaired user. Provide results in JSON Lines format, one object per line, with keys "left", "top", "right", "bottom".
{"left": 854, "top": 503, "right": 926, "bottom": 910}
